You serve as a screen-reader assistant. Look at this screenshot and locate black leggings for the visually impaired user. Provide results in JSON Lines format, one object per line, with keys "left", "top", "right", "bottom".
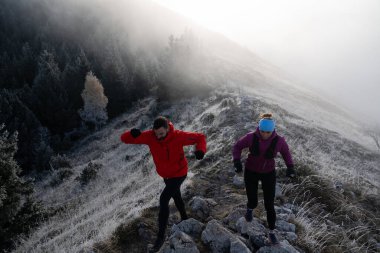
{"left": 157, "top": 175, "right": 187, "bottom": 239}
{"left": 244, "top": 169, "right": 276, "bottom": 230}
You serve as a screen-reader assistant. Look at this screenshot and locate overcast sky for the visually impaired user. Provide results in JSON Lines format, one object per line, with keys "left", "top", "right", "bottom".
{"left": 153, "top": 0, "right": 380, "bottom": 125}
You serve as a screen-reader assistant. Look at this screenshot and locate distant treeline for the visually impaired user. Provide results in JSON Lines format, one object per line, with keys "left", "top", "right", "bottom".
{"left": 0, "top": 0, "right": 211, "bottom": 174}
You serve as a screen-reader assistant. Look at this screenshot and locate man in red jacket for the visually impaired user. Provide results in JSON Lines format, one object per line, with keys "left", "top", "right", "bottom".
{"left": 120, "top": 116, "right": 207, "bottom": 252}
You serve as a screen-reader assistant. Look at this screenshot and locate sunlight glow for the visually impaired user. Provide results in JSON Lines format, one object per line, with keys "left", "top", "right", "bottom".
{"left": 152, "top": 0, "right": 380, "bottom": 123}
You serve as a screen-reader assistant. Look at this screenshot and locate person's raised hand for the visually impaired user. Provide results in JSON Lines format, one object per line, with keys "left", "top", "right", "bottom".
{"left": 130, "top": 128, "right": 141, "bottom": 138}
{"left": 286, "top": 166, "right": 296, "bottom": 178}
{"left": 194, "top": 150, "right": 205, "bottom": 160}
{"left": 234, "top": 159, "right": 243, "bottom": 173}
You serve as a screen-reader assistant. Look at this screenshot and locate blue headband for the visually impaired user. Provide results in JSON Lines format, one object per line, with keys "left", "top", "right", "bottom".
{"left": 259, "top": 118, "right": 275, "bottom": 132}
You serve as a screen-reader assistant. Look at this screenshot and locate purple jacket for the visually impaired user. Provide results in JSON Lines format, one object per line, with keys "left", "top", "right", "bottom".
{"left": 232, "top": 128, "right": 294, "bottom": 173}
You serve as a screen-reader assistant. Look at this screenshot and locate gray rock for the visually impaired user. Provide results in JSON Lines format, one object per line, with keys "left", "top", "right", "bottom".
{"left": 279, "top": 231, "right": 298, "bottom": 243}
{"left": 223, "top": 208, "right": 246, "bottom": 230}
{"left": 236, "top": 217, "right": 265, "bottom": 235}
{"left": 235, "top": 217, "right": 266, "bottom": 249}
{"left": 283, "top": 203, "right": 299, "bottom": 213}
{"left": 277, "top": 213, "right": 295, "bottom": 222}
{"left": 227, "top": 168, "right": 236, "bottom": 177}
{"left": 162, "top": 230, "right": 200, "bottom": 253}
{"left": 171, "top": 218, "right": 205, "bottom": 237}
{"left": 275, "top": 206, "right": 293, "bottom": 215}
{"left": 275, "top": 184, "right": 283, "bottom": 198}
{"left": 256, "top": 240, "right": 299, "bottom": 253}
{"left": 249, "top": 233, "right": 267, "bottom": 249}
{"left": 201, "top": 220, "right": 231, "bottom": 252}
{"left": 233, "top": 175, "right": 245, "bottom": 188}
{"left": 230, "top": 238, "right": 252, "bottom": 253}
{"left": 276, "top": 220, "right": 296, "bottom": 233}
{"left": 189, "top": 196, "right": 217, "bottom": 220}
{"left": 201, "top": 219, "right": 234, "bottom": 253}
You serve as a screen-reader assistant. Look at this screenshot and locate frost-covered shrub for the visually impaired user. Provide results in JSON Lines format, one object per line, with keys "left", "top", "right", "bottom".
{"left": 76, "top": 162, "right": 102, "bottom": 185}
{"left": 283, "top": 161, "right": 378, "bottom": 253}
{"left": 49, "top": 169, "right": 74, "bottom": 187}
{"left": 50, "top": 154, "right": 72, "bottom": 169}
{"left": 219, "top": 97, "right": 235, "bottom": 108}
{"left": 200, "top": 113, "right": 215, "bottom": 125}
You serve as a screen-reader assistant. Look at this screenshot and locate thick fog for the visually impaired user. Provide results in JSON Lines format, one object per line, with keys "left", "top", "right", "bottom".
{"left": 21, "top": 0, "right": 379, "bottom": 125}
{"left": 153, "top": 0, "right": 380, "bottom": 125}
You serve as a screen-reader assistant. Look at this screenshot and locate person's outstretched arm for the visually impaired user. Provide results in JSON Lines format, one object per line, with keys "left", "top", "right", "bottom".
{"left": 177, "top": 131, "right": 207, "bottom": 159}
{"left": 120, "top": 128, "right": 152, "bottom": 145}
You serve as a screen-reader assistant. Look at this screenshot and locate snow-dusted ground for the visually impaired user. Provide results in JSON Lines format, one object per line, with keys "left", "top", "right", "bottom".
{"left": 13, "top": 31, "right": 380, "bottom": 251}
{"left": 211, "top": 52, "right": 378, "bottom": 152}
{"left": 15, "top": 99, "right": 165, "bottom": 252}
{"left": 14, "top": 88, "right": 379, "bottom": 252}
{"left": 7, "top": 0, "right": 379, "bottom": 251}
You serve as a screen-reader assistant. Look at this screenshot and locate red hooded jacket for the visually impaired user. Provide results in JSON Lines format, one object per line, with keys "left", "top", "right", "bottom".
{"left": 120, "top": 122, "right": 207, "bottom": 178}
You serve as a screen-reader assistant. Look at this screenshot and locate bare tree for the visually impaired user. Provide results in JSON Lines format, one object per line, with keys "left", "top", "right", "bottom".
{"left": 78, "top": 72, "right": 108, "bottom": 129}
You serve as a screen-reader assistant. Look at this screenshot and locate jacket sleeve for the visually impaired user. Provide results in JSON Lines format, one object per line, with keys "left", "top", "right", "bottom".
{"left": 177, "top": 131, "right": 207, "bottom": 153}
{"left": 232, "top": 133, "right": 252, "bottom": 160}
{"left": 120, "top": 130, "right": 152, "bottom": 145}
{"left": 279, "top": 138, "right": 294, "bottom": 168}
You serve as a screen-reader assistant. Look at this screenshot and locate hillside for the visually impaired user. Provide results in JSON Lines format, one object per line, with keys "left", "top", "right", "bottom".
{"left": 1, "top": 0, "right": 379, "bottom": 252}
{"left": 14, "top": 89, "right": 380, "bottom": 252}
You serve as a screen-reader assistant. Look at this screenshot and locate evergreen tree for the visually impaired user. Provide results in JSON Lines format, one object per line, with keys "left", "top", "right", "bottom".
{"left": 0, "top": 123, "right": 38, "bottom": 251}
{"left": 0, "top": 89, "right": 52, "bottom": 172}
{"left": 31, "top": 50, "right": 69, "bottom": 135}
{"left": 99, "top": 43, "right": 131, "bottom": 118}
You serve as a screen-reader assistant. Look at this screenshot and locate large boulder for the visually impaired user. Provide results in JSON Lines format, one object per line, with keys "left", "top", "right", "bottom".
{"left": 276, "top": 220, "right": 296, "bottom": 233}
{"left": 230, "top": 238, "right": 252, "bottom": 253}
{"left": 236, "top": 217, "right": 266, "bottom": 235}
{"left": 188, "top": 196, "right": 217, "bottom": 220}
{"left": 201, "top": 219, "right": 232, "bottom": 252}
{"left": 162, "top": 230, "right": 200, "bottom": 253}
{"left": 235, "top": 217, "right": 267, "bottom": 249}
{"left": 171, "top": 218, "right": 205, "bottom": 237}
{"left": 256, "top": 240, "right": 299, "bottom": 253}
{"left": 223, "top": 208, "right": 246, "bottom": 230}
{"left": 278, "top": 231, "right": 298, "bottom": 243}
{"left": 201, "top": 219, "right": 248, "bottom": 253}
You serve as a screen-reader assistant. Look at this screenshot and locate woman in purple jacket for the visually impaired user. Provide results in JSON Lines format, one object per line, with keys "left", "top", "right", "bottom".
{"left": 232, "top": 113, "right": 295, "bottom": 245}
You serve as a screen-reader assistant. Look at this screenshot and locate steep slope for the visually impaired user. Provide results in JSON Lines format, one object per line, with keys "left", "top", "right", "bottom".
{"left": 14, "top": 89, "right": 380, "bottom": 252}
{"left": 5, "top": 1, "right": 379, "bottom": 252}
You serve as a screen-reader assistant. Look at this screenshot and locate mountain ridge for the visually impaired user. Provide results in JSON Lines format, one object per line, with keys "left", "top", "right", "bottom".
{"left": 14, "top": 89, "right": 380, "bottom": 252}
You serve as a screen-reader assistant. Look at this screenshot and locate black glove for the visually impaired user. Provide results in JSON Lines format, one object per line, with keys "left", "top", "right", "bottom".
{"left": 130, "top": 128, "right": 141, "bottom": 138}
{"left": 286, "top": 166, "right": 296, "bottom": 178}
{"left": 234, "top": 159, "right": 243, "bottom": 173}
{"left": 194, "top": 150, "right": 204, "bottom": 160}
